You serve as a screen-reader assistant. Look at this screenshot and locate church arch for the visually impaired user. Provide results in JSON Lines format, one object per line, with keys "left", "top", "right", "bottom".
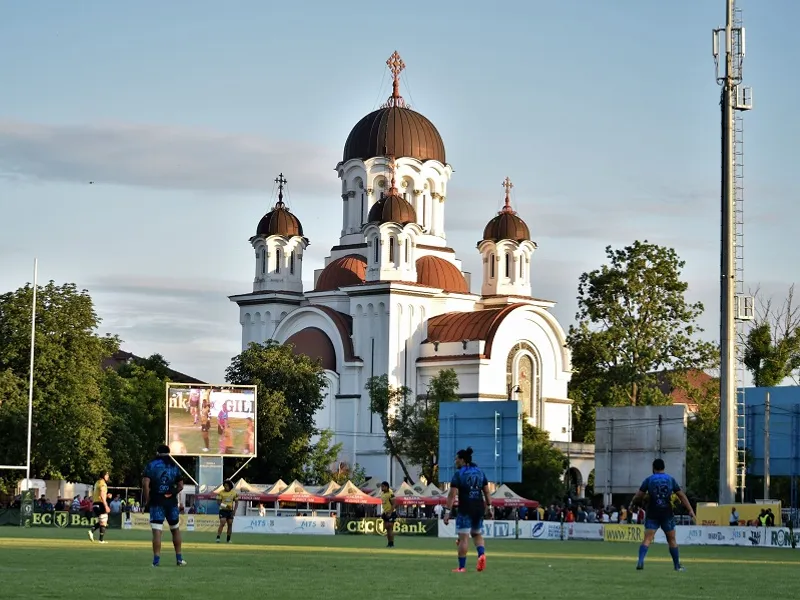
{"left": 506, "top": 341, "right": 543, "bottom": 427}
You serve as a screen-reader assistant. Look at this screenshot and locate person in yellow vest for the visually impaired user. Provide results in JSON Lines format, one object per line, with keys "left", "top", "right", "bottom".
{"left": 216, "top": 480, "right": 238, "bottom": 543}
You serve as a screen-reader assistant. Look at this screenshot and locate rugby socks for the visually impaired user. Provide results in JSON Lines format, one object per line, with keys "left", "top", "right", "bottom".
{"left": 99, "top": 526, "right": 105, "bottom": 542}
{"left": 477, "top": 545, "right": 485, "bottom": 557}
{"left": 669, "top": 546, "right": 680, "bottom": 569}
{"left": 637, "top": 544, "right": 649, "bottom": 566}
{"left": 176, "top": 553, "right": 183, "bottom": 565}
{"left": 153, "top": 555, "right": 160, "bottom": 566}
{"left": 458, "top": 556, "right": 467, "bottom": 570}
{"left": 226, "top": 535, "right": 231, "bottom": 543}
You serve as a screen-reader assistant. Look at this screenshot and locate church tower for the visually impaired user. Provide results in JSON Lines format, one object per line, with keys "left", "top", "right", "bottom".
{"left": 250, "top": 173, "right": 309, "bottom": 294}
{"left": 336, "top": 52, "right": 453, "bottom": 251}
{"left": 478, "top": 177, "right": 537, "bottom": 297}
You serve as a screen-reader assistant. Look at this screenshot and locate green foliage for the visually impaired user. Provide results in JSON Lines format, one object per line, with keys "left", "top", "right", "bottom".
{"left": 392, "top": 369, "right": 460, "bottom": 485}
{"left": 566, "top": 241, "right": 716, "bottom": 441}
{"left": 674, "top": 371, "right": 721, "bottom": 501}
{"left": 512, "top": 423, "right": 568, "bottom": 505}
{"left": 331, "top": 462, "right": 367, "bottom": 487}
{"left": 365, "top": 374, "right": 414, "bottom": 483}
{"left": 226, "top": 340, "right": 327, "bottom": 483}
{"left": 0, "top": 282, "right": 118, "bottom": 486}
{"left": 303, "top": 429, "right": 343, "bottom": 486}
{"left": 743, "top": 286, "right": 800, "bottom": 387}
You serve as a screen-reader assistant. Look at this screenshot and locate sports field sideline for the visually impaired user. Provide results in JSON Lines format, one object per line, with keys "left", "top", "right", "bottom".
{"left": 1, "top": 528, "right": 797, "bottom": 599}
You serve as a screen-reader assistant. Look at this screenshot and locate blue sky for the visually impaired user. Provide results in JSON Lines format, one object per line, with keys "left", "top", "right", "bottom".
{"left": 1, "top": 0, "right": 797, "bottom": 383}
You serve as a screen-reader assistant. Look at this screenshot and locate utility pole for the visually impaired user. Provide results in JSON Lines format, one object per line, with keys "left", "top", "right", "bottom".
{"left": 713, "top": 0, "right": 754, "bottom": 504}
{"left": 764, "top": 392, "right": 770, "bottom": 499}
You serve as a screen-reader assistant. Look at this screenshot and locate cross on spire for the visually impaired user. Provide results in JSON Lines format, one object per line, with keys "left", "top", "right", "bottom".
{"left": 275, "top": 173, "right": 287, "bottom": 206}
{"left": 383, "top": 51, "right": 407, "bottom": 108}
{"left": 500, "top": 177, "right": 515, "bottom": 213}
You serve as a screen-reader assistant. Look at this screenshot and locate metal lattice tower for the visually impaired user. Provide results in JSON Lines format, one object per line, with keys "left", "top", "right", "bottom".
{"left": 714, "top": 0, "right": 754, "bottom": 504}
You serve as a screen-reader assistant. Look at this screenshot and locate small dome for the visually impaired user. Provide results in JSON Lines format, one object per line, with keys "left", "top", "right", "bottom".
{"left": 482, "top": 177, "right": 531, "bottom": 242}
{"left": 482, "top": 212, "right": 530, "bottom": 242}
{"left": 343, "top": 106, "right": 446, "bottom": 165}
{"left": 415, "top": 256, "right": 470, "bottom": 294}
{"left": 315, "top": 254, "right": 367, "bottom": 292}
{"left": 368, "top": 192, "right": 417, "bottom": 225}
{"left": 256, "top": 173, "right": 303, "bottom": 238}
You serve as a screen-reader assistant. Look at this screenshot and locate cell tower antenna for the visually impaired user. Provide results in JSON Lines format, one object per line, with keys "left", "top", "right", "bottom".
{"left": 713, "top": 0, "right": 754, "bottom": 505}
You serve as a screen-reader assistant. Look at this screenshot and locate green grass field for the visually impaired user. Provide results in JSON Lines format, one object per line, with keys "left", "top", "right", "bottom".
{"left": 168, "top": 407, "right": 250, "bottom": 455}
{"left": 1, "top": 528, "right": 798, "bottom": 599}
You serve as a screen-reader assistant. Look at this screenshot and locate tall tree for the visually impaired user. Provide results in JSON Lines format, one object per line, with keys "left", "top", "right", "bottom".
{"left": 392, "top": 368, "right": 460, "bottom": 485}
{"left": 0, "top": 282, "right": 117, "bottom": 483}
{"left": 676, "top": 372, "right": 721, "bottom": 501}
{"left": 512, "top": 424, "right": 568, "bottom": 505}
{"left": 566, "top": 241, "right": 716, "bottom": 440}
{"left": 302, "top": 429, "right": 343, "bottom": 486}
{"left": 365, "top": 374, "right": 414, "bottom": 483}
{"left": 225, "top": 340, "right": 327, "bottom": 482}
{"left": 743, "top": 285, "right": 800, "bottom": 387}
{"left": 330, "top": 461, "right": 367, "bottom": 486}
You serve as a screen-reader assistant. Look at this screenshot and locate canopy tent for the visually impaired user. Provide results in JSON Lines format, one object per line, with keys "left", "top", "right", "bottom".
{"left": 196, "top": 479, "right": 273, "bottom": 501}
{"left": 274, "top": 480, "right": 328, "bottom": 504}
{"left": 316, "top": 481, "right": 341, "bottom": 497}
{"left": 392, "top": 481, "right": 425, "bottom": 506}
{"left": 328, "top": 480, "right": 382, "bottom": 505}
{"left": 419, "top": 483, "right": 447, "bottom": 505}
{"left": 263, "top": 480, "right": 288, "bottom": 495}
{"left": 490, "top": 484, "right": 538, "bottom": 508}
{"left": 411, "top": 482, "right": 427, "bottom": 495}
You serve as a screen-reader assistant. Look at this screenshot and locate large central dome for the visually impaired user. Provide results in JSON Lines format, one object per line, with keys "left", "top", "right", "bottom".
{"left": 343, "top": 107, "right": 446, "bottom": 165}
{"left": 342, "top": 51, "right": 446, "bottom": 165}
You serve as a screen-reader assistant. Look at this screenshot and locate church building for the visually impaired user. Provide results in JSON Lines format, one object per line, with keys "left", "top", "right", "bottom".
{"left": 229, "top": 52, "right": 574, "bottom": 484}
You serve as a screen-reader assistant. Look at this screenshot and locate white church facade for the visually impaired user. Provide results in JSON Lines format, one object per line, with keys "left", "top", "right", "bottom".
{"left": 229, "top": 52, "right": 578, "bottom": 486}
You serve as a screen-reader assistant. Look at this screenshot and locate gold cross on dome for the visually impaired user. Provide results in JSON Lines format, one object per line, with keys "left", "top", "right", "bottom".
{"left": 502, "top": 177, "right": 514, "bottom": 197}
{"left": 275, "top": 173, "right": 287, "bottom": 189}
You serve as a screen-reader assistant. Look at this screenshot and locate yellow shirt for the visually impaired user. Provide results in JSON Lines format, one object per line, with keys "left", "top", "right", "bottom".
{"left": 381, "top": 491, "right": 394, "bottom": 513}
{"left": 218, "top": 489, "right": 238, "bottom": 510}
{"left": 93, "top": 479, "right": 107, "bottom": 504}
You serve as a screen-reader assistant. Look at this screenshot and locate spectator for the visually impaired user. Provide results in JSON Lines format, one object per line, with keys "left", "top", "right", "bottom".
{"left": 730, "top": 507, "right": 739, "bottom": 526}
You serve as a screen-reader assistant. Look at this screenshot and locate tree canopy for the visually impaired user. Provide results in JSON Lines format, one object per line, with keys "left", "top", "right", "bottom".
{"left": 743, "top": 285, "right": 800, "bottom": 387}
{"left": 566, "top": 241, "right": 716, "bottom": 441}
{"left": 365, "top": 374, "right": 415, "bottom": 483}
{"left": 225, "top": 340, "right": 328, "bottom": 483}
{"left": 512, "top": 424, "right": 568, "bottom": 505}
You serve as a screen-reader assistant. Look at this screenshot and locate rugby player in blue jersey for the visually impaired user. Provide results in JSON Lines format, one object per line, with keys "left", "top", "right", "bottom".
{"left": 443, "top": 447, "right": 492, "bottom": 573}
{"left": 629, "top": 458, "right": 696, "bottom": 572}
{"left": 142, "top": 444, "right": 187, "bottom": 567}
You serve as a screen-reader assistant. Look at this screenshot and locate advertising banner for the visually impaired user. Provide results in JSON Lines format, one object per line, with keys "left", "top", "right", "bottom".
{"left": 123, "top": 513, "right": 219, "bottom": 532}
{"left": 438, "top": 519, "right": 524, "bottom": 539}
{"left": 28, "top": 511, "right": 122, "bottom": 529}
{"left": 19, "top": 490, "right": 34, "bottom": 527}
{"left": 763, "top": 528, "right": 800, "bottom": 548}
{"left": 338, "top": 517, "right": 437, "bottom": 536}
{"left": 604, "top": 524, "right": 644, "bottom": 543}
{"left": 565, "top": 523, "right": 605, "bottom": 541}
{"left": 233, "top": 516, "right": 335, "bottom": 535}
{"left": 530, "top": 521, "right": 564, "bottom": 540}
{"left": 696, "top": 503, "right": 782, "bottom": 526}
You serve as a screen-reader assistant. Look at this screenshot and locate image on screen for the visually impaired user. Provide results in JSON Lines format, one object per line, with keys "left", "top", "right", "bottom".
{"left": 166, "top": 383, "right": 257, "bottom": 458}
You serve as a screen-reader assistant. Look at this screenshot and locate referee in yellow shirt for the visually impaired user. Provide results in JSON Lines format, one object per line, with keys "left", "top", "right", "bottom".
{"left": 216, "top": 480, "right": 238, "bottom": 543}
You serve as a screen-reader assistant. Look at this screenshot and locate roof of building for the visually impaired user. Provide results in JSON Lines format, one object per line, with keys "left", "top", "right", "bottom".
{"left": 415, "top": 255, "right": 469, "bottom": 294}
{"left": 256, "top": 173, "right": 304, "bottom": 238}
{"left": 314, "top": 254, "right": 367, "bottom": 292}
{"left": 482, "top": 177, "right": 530, "bottom": 242}
{"left": 368, "top": 191, "right": 417, "bottom": 225}
{"left": 342, "top": 52, "right": 446, "bottom": 165}
{"left": 424, "top": 303, "right": 530, "bottom": 357}
{"left": 102, "top": 350, "right": 205, "bottom": 384}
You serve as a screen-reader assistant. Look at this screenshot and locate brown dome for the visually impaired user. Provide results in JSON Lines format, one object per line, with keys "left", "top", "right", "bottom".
{"left": 315, "top": 254, "right": 367, "bottom": 291}
{"left": 256, "top": 203, "right": 303, "bottom": 238}
{"left": 285, "top": 327, "right": 336, "bottom": 370}
{"left": 343, "top": 106, "right": 446, "bottom": 165}
{"left": 368, "top": 192, "right": 417, "bottom": 225}
{"left": 482, "top": 212, "right": 530, "bottom": 242}
{"left": 416, "top": 255, "right": 469, "bottom": 294}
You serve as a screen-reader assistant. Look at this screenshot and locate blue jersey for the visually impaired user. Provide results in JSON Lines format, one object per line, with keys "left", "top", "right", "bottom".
{"left": 144, "top": 457, "right": 183, "bottom": 505}
{"left": 640, "top": 473, "right": 681, "bottom": 518}
{"left": 451, "top": 465, "right": 489, "bottom": 512}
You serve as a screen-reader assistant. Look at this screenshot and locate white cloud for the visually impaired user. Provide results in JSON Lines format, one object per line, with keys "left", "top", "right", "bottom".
{"left": 0, "top": 119, "right": 338, "bottom": 194}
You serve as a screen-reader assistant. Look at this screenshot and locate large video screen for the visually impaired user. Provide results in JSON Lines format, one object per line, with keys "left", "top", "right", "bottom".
{"left": 166, "top": 383, "right": 257, "bottom": 458}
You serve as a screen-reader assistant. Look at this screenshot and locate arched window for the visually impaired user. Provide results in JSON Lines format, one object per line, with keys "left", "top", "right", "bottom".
{"left": 506, "top": 342, "right": 542, "bottom": 426}
{"left": 260, "top": 249, "right": 266, "bottom": 274}
{"left": 505, "top": 253, "right": 510, "bottom": 277}
{"left": 389, "top": 237, "right": 395, "bottom": 262}
{"left": 290, "top": 251, "right": 295, "bottom": 275}
{"left": 490, "top": 254, "right": 495, "bottom": 278}
{"left": 374, "top": 239, "right": 379, "bottom": 263}
{"left": 275, "top": 248, "right": 281, "bottom": 273}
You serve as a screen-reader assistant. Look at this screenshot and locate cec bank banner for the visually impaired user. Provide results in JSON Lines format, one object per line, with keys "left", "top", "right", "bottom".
{"left": 338, "top": 517, "right": 437, "bottom": 536}
{"left": 29, "top": 511, "right": 122, "bottom": 529}
{"left": 124, "top": 513, "right": 220, "bottom": 532}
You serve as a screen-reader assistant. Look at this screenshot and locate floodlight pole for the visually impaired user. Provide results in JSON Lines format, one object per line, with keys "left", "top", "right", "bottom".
{"left": 25, "top": 258, "right": 38, "bottom": 489}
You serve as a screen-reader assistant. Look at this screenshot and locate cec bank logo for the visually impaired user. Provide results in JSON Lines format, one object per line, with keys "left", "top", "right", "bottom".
{"left": 54, "top": 512, "right": 69, "bottom": 528}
